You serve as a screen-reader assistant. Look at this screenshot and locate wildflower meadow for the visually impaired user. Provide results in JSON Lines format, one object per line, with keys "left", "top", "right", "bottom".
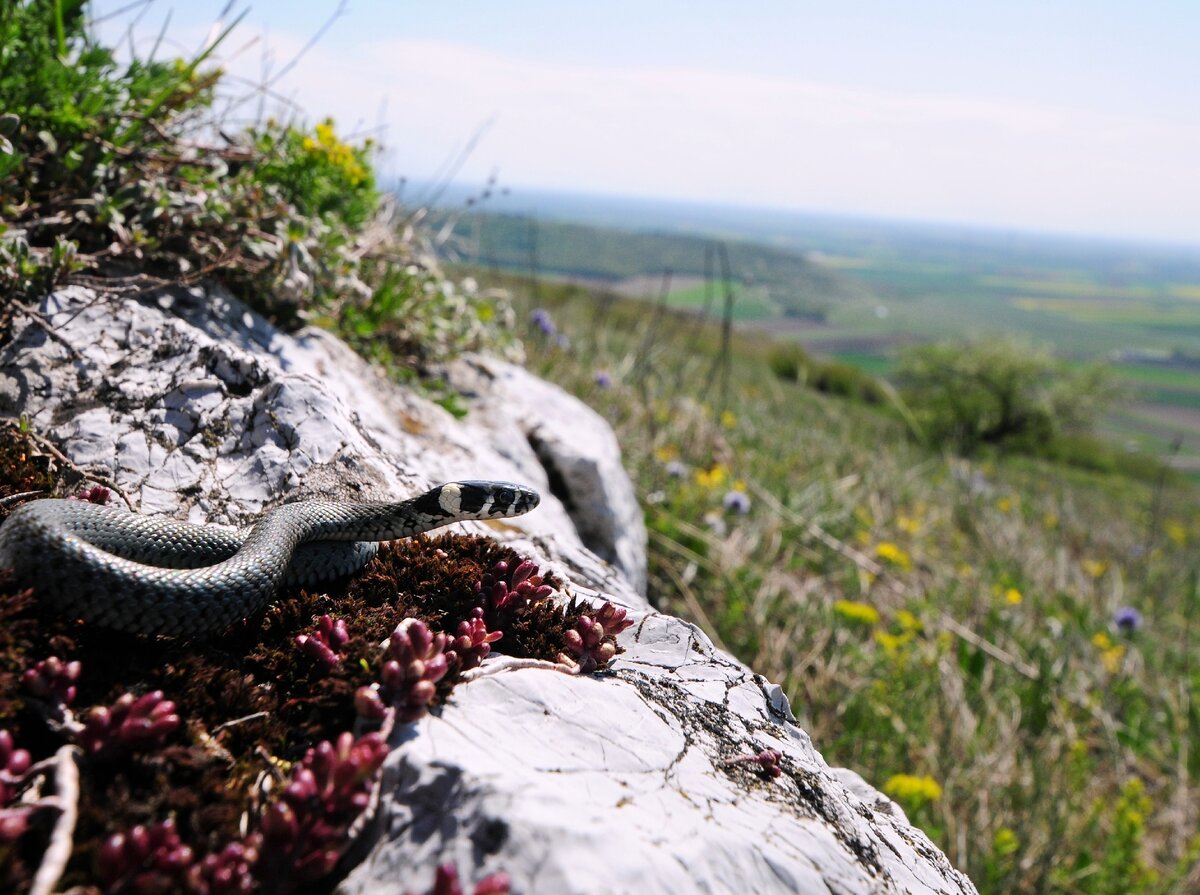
{"left": 499, "top": 279, "right": 1200, "bottom": 894}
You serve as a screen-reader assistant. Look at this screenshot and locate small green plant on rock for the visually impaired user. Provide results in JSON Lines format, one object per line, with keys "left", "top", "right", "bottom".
{"left": 0, "top": 0, "right": 514, "bottom": 370}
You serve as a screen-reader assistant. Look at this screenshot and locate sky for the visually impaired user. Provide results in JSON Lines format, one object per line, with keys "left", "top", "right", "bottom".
{"left": 90, "top": 1, "right": 1200, "bottom": 245}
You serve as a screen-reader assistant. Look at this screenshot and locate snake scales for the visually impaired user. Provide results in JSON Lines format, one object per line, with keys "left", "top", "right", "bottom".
{"left": 0, "top": 481, "right": 540, "bottom": 636}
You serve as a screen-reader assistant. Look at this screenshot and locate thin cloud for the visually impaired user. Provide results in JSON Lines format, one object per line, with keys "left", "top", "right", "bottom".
{"left": 150, "top": 30, "right": 1200, "bottom": 242}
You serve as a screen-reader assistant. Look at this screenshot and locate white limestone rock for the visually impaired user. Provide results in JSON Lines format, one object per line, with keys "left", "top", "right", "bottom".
{"left": 0, "top": 286, "right": 976, "bottom": 895}
{"left": 346, "top": 613, "right": 975, "bottom": 895}
{"left": 445, "top": 355, "right": 649, "bottom": 594}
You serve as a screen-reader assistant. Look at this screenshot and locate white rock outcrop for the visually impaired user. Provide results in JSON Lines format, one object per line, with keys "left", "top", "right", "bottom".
{"left": 445, "top": 355, "right": 648, "bottom": 594}
{"left": 0, "top": 286, "right": 976, "bottom": 895}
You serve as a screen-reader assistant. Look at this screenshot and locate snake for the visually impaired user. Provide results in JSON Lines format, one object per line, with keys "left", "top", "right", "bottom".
{"left": 0, "top": 481, "right": 540, "bottom": 636}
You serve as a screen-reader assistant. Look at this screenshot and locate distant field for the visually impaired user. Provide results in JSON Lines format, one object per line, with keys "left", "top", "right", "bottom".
{"left": 442, "top": 205, "right": 1200, "bottom": 471}
{"left": 757, "top": 252, "right": 1200, "bottom": 474}
{"left": 658, "top": 282, "right": 777, "bottom": 322}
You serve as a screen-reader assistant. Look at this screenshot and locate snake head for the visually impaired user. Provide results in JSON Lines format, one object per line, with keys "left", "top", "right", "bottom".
{"left": 444, "top": 481, "right": 540, "bottom": 519}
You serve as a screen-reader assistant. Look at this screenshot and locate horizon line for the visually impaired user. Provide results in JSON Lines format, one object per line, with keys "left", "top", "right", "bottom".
{"left": 391, "top": 178, "right": 1200, "bottom": 256}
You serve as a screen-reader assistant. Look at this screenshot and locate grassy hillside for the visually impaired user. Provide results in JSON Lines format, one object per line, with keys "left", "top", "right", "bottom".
{"left": 433, "top": 210, "right": 865, "bottom": 319}
{"left": 470, "top": 268, "right": 1200, "bottom": 894}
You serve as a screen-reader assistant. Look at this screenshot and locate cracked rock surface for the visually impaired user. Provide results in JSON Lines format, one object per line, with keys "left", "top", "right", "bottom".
{"left": 0, "top": 287, "right": 976, "bottom": 895}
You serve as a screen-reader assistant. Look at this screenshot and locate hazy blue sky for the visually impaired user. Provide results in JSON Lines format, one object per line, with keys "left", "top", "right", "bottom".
{"left": 91, "top": 1, "right": 1200, "bottom": 244}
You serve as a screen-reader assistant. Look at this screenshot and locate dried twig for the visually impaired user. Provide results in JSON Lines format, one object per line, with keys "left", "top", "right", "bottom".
{"left": 29, "top": 746, "right": 81, "bottom": 895}
{"left": 13, "top": 302, "right": 84, "bottom": 360}
{"left": 2, "top": 420, "right": 135, "bottom": 510}
{"left": 459, "top": 655, "right": 580, "bottom": 682}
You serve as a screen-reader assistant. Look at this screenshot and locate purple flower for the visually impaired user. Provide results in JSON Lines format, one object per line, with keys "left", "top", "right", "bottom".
{"left": 594, "top": 371, "right": 613, "bottom": 388}
{"left": 452, "top": 608, "right": 503, "bottom": 671}
{"left": 22, "top": 655, "right": 81, "bottom": 706}
{"left": 1114, "top": 607, "right": 1143, "bottom": 633}
{"left": 258, "top": 731, "right": 389, "bottom": 886}
{"left": 97, "top": 820, "right": 196, "bottom": 893}
{"left": 68, "top": 485, "right": 111, "bottom": 504}
{"left": 558, "top": 602, "right": 632, "bottom": 674}
{"left": 723, "top": 490, "right": 751, "bottom": 514}
{"left": 421, "top": 864, "right": 512, "bottom": 895}
{"left": 477, "top": 559, "right": 554, "bottom": 617}
{"left": 722, "top": 748, "right": 784, "bottom": 779}
{"left": 665, "top": 460, "right": 688, "bottom": 479}
{"left": 530, "top": 308, "right": 556, "bottom": 336}
{"left": 0, "top": 730, "right": 32, "bottom": 806}
{"left": 1, "top": 731, "right": 34, "bottom": 844}
{"left": 78, "top": 690, "right": 181, "bottom": 757}
{"left": 295, "top": 615, "right": 350, "bottom": 669}
{"left": 374, "top": 619, "right": 455, "bottom": 723}
{"left": 195, "top": 837, "right": 259, "bottom": 893}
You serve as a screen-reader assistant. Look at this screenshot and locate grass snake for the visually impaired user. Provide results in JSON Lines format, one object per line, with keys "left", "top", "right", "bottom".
{"left": 0, "top": 481, "right": 540, "bottom": 636}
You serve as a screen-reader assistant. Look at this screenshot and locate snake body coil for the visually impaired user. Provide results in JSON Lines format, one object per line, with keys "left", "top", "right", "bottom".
{"left": 0, "top": 481, "right": 539, "bottom": 636}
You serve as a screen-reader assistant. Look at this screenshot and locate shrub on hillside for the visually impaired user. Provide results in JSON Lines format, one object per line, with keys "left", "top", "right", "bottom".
{"left": 767, "top": 343, "right": 811, "bottom": 382}
{"left": 1046, "top": 433, "right": 1170, "bottom": 483}
{"left": 767, "top": 343, "right": 886, "bottom": 404}
{"left": 896, "top": 337, "right": 1113, "bottom": 455}
{"left": 808, "top": 358, "right": 887, "bottom": 404}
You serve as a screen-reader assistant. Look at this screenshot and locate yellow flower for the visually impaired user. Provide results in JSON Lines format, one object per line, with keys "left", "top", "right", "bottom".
{"left": 1116, "top": 779, "right": 1149, "bottom": 830}
{"left": 1089, "top": 633, "right": 1127, "bottom": 674}
{"left": 1003, "top": 587, "right": 1023, "bottom": 605}
{"left": 1101, "top": 643, "right": 1126, "bottom": 674}
{"left": 299, "top": 118, "right": 370, "bottom": 185}
{"left": 996, "top": 497, "right": 1014, "bottom": 513}
{"left": 956, "top": 563, "right": 974, "bottom": 577}
{"left": 1105, "top": 647, "right": 1126, "bottom": 672}
{"left": 720, "top": 410, "right": 737, "bottom": 428}
{"left": 1165, "top": 521, "right": 1187, "bottom": 546}
{"left": 1043, "top": 513, "right": 1059, "bottom": 529}
{"left": 833, "top": 600, "right": 880, "bottom": 626}
{"left": 1082, "top": 559, "right": 1108, "bottom": 579}
{"left": 875, "top": 542, "right": 912, "bottom": 571}
{"left": 993, "top": 828, "right": 1019, "bottom": 856}
{"left": 315, "top": 119, "right": 336, "bottom": 146}
{"left": 896, "top": 609, "right": 922, "bottom": 631}
{"left": 1089, "top": 632, "right": 1129, "bottom": 674}
{"left": 693, "top": 463, "right": 728, "bottom": 489}
{"left": 655, "top": 445, "right": 679, "bottom": 462}
{"left": 897, "top": 514, "right": 920, "bottom": 535}
{"left": 883, "top": 774, "right": 943, "bottom": 808}
{"left": 874, "top": 628, "right": 913, "bottom": 656}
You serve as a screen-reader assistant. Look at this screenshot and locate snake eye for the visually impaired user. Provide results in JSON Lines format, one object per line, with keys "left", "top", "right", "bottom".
{"left": 497, "top": 488, "right": 515, "bottom": 508}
